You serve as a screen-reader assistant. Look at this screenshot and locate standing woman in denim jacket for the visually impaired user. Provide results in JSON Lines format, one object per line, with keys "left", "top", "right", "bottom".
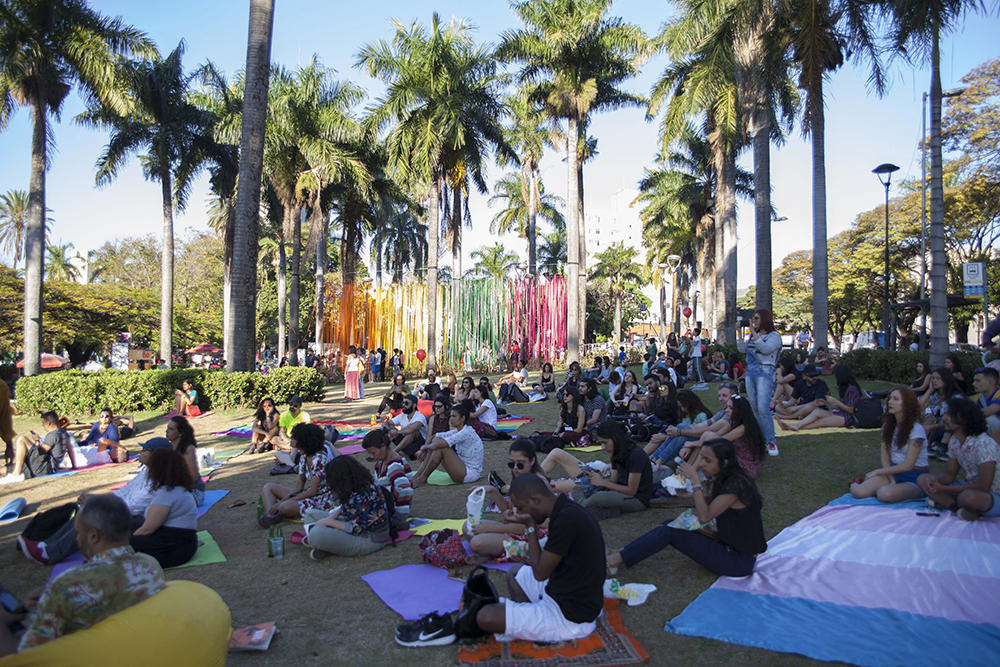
{"left": 744, "top": 309, "right": 782, "bottom": 457}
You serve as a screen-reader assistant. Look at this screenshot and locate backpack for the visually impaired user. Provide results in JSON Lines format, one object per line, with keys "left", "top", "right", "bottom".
{"left": 323, "top": 425, "right": 340, "bottom": 445}
{"left": 531, "top": 433, "right": 564, "bottom": 454}
{"left": 21, "top": 502, "right": 77, "bottom": 542}
{"left": 380, "top": 486, "right": 399, "bottom": 546}
{"left": 455, "top": 566, "right": 500, "bottom": 639}
{"left": 851, "top": 391, "right": 884, "bottom": 429}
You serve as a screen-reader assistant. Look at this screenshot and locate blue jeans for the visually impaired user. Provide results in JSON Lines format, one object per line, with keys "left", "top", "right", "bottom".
{"left": 652, "top": 424, "right": 694, "bottom": 462}
{"left": 621, "top": 523, "right": 756, "bottom": 576}
{"left": 745, "top": 363, "right": 776, "bottom": 444}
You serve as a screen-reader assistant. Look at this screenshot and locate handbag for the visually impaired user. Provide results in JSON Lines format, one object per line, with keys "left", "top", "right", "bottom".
{"left": 418, "top": 529, "right": 466, "bottom": 569}
{"left": 851, "top": 393, "right": 884, "bottom": 429}
{"left": 454, "top": 566, "right": 499, "bottom": 639}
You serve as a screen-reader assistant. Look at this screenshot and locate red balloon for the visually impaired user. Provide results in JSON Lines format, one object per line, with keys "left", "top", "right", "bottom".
{"left": 416, "top": 349, "right": 427, "bottom": 362}
{"left": 683, "top": 307, "right": 693, "bottom": 318}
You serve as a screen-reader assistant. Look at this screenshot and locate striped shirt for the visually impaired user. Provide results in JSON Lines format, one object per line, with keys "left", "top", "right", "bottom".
{"left": 374, "top": 457, "right": 414, "bottom": 517}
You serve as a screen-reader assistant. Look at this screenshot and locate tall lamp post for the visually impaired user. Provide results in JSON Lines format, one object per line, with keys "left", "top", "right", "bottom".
{"left": 873, "top": 163, "right": 899, "bottom": 349}
{"left": 658, "top": 255, "right": 682, "bottom": 339}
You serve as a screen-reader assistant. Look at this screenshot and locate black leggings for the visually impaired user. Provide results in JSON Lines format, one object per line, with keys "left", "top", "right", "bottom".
{"left": 621, "top": 523, "right": 756, "bottom": 577}
{"left": 131, "top": 526, "right": 198, "bottom": 569}
{"left": 378, "top": 393, "right": 405, "bottom": 414}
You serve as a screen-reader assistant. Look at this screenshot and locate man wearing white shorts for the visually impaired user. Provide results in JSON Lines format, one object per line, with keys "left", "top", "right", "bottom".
{"left": 475, "top": 474, "right": 605, "bottom": 642}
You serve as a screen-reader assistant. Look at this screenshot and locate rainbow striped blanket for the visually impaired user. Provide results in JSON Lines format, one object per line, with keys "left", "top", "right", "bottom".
{"left": 213, "top": 416, "right": 534, "bottom": 440}
{"left": 666, "top": 497, "right": 1000, "bottom": 666}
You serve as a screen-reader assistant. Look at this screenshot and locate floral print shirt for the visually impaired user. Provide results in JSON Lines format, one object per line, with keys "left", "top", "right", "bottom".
{"left": 340, "top": 483, "right": 388, "bottom": 536}
{"left": 19, "top": 546, "right": 165, "bottom": 650}
{"left": 296, "top": 450, "right": 335, "bottom": 512}
{"left": 948, "top": 432, "right": 1000, "bottom": 492}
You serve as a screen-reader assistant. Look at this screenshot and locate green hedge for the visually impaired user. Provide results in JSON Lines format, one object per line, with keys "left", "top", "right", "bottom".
{"left": 15, "top": 367, "right": 325, "bottom": 417}
{"left": 838, "top": 349, "right": 985, "bottom": 385}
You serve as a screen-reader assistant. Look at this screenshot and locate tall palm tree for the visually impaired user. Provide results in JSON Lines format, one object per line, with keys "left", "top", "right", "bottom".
{"left": 0, "top": 190, "right": 29, "bottom": 270}
{"left": 469, "top": 243, "right": 521, "bottom": 280}
{"left": 488, "top": 172, "right": 565, "bottom": 256}
{"left": 44, "top": 240, "right": 81, "bottom": 283}
{"left": 0, "top": 0, "right": 154, "bottom": 375}
{"left": 498, "top": 0, "right": 648, "bottom": 362}
{"left": 778, "top": 0, "right": 884, "bottom": 352}
{"left": 80, "top": 41, "right": 230, "bottom": 368}
{"left": 358, "top": 13, "right": 516, "bottom": 370}
{"left": 881, "top": 0, "right": 984, "bottom": 366}
{"left": 591, "top": 242, "right": 644, "bottom": 345}
{"left": 370, "top": 201, "right": 428, "bottom": 283}
{"left": 538, "top": 228, "right": 568, "bottom": 275}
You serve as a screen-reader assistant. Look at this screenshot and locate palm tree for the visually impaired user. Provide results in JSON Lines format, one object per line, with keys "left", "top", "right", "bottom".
{"left": 370, "top": 202, "right": 428, "bottom": 283}
{"left": 0, "top": 0, "right": 154, "bottom": 376}
{"left": 358, "top": 13, "right": 516, "bottom": 370}
{"left": 591, "top": 242, "right": 644, "bottom": 345}
{"left": 498, "top": 0, "right": 648, "bottom": 362}
{"left": 44, "top": 240, "right": 81, "bottom": 283}
{"left": 488, "top": 172, "right": 565, "bottom": 257}
{"left": 0, "top": 190, "right": 29, "bottom": 270}
{"left": 778, "top": 0, "right": 884, "bottom": 352}
{"left": 80, "top": 41, "right": 230, "bottom": 368}
{"left": 881, "top": 0, "right": 984, "bottom": 366}
{"left": 538, "top": 228, "right": 568, "bottom": 275}
{"left": 469, "top": 243, "right": 521, "bottom": 280}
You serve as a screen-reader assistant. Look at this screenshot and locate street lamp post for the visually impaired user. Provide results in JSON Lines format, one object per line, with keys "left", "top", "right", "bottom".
{"left": 658, "top": 255, "right": 682, "bottom": 338}
{"left": 873, "top": 163, "right": 900, "bottom": 349}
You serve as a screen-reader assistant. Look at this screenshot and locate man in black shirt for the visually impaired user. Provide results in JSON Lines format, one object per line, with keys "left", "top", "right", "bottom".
{"left": 2, "top": 411, "right": 68, "bottom": 483}
{"left": 475, "top": 474, "right": 605, "bottom": 642}
{"left": 775, "top": 364, "right": 830, "bottom": 419}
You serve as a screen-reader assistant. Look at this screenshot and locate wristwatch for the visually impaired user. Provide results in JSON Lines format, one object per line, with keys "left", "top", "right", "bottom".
{"left": 525, "top": 526, "right": 536, "bottom": 535}
{"left": 691, "top": 484, "right": 703, "bottom": 492}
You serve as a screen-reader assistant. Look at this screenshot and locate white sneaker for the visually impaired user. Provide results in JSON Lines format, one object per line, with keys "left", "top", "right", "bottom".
{"left": 0, "top": 473, "right": 24, "bottom": 484}
{"left": 767, "top": 442, "right": 779, "bottom": 457}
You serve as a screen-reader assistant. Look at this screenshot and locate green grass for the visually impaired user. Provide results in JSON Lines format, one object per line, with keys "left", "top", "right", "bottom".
{"left": 0, "top": 372, "right": 938, "bottom": 666}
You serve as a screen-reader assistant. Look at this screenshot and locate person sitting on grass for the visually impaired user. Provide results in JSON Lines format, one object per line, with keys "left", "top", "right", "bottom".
{"left": 911, "top": 360, "right": 931, "bottom": 395}
{"left": 776, "top": 365, "right": 863, "bottom": 432}
{"left": 381, "top": 394, "right": 427, "bottom": 460}
{"left": 919, "top": 367, "right": 964, "bottom": 460}
{"left": 538, "top": 362, "right": 557, "bottom": 393}
{"left": 302, "top": 456, "right": 390, "bottom": 560}
{"left": 259, "top": 423, "right": 335, "bottom": 528}
{"left": 249, "top": 397, "right": 281, "bottom": 453}
{"left": 972, "top": 367, "right": 1000, "bottom": 444}
{"left": 553, "top": 386, "right": 587, "bottom": 446}
{"left": 677, "top": 395, "right": 767, "bottom": 480}
{"left": 774, "top": 364, "right": 829, "bottom": 419}
{"left": 377, "top": 374, "right": 409, "bottom": 420}
{"left": 468, "top": 386, "right": 508, "bottom": 441}
{"left": 362, "top": 429, "right": 414, "bottom": 530}
{"left": 646, "top": 383, "right": 736, "bottom": 464}
{"left": 410, "top": 404, "right": 484, "bottom": 488}
{"left": 473, "top": 473, "right": 605, "bottom": 644}
{"left": 1, "top": 411, "right": 69, "bottom": 484}
{"left": 469, "top": 439, "right": 549, "bottom": 561}
{"left": 130, "top": 448, "right": 198, "bottom": 569}
{"left": 77, "top": 407, "right": 131, "bottom": 463}
{"left": 165, "top": 416, "right": 205, "bottom": 506}
{"left": 609, "top": 370, "right": 639, "bottom": 416}
{"left": 727, "top": 353, "right": 745, "bottom": 381}
{"left": 271, "top": 396, "right": 311, "bottom": 451}
{"left": 541, "top": 420, "right": 652, "bottom": 519}
{"left": 579, "top": 379, "right": 608, "bottom": 433}
{"left": 427, "top": 396, "right": 454, "bottom": 438}
{"left": 917, "top": 398, "right": 1000, "bottom": 521}
{"left": 416, "top": 369, "right": 442, "bottom": 401}
{"left": 0, "top": 494, "right": 165, "bottom": 657}
{"left": 850, "top": 387, "right": 928, "bottom": 503}
{"left": 172, "top": 379, "right": 199, "bottom": 416}
{"left": 769, "top": 357, "right": 801, "bottom": 409}
{"left": 455, "top": 376, "right": 476, "bottom": 403}
{"left": 607, "top": 438, "right": 767, "bottom": 577}
{"left": 946, "top": 353, "right": 969, "bottom": 396}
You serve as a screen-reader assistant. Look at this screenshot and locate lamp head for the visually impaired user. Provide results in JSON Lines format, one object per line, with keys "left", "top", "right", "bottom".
{"left": 666, "top": 255, "right": 681, "bottom": 270}
{"left": 872, "top": 163, "right": 899, "bottom": 188}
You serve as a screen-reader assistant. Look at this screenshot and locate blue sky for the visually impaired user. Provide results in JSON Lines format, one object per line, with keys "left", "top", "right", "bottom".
{"left": 0, "top": 0, "right": 996, "bottom": 287}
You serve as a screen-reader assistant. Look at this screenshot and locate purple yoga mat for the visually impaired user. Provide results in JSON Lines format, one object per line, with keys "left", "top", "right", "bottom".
{"left": 337, "top": 443, "right": 364, "bottom": 456}
{"left": 362, "top": 564, "right": 464, "bottom": 620}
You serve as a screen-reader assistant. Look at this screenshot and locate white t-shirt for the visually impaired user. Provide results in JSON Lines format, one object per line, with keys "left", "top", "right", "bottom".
{"left": 477, "top": 399, "right": 498, "bottom": 428}
{"left": 690, "top": 337, "right": 703, "bottom": 358}
{"left": 391, "top": 411, "right": 428, "bottom": 440}
{"left": 888, "top": 423, "right": 928, "bottom": 469}
{"left": 440, "top": 425, "right": 483, "bottom": 479}
{"left": 515, "top": 368, "right": 528, "bottom": 385}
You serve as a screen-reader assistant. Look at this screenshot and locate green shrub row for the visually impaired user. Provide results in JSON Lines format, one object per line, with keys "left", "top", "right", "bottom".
{"left": 838, "top": 349, "right": 985, "bottom": 385}
{"left": 15, "top": 367, "right": 326, "bottom": 417}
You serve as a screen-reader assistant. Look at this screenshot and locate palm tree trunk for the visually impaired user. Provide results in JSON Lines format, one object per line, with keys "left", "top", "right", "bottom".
{"left": 528, "top": 164, "right": 539, "bottom": 277}
{"left": 277, "top": 233, "right": 287, "bottom": 359}
{"left": 451, "top": 185, "right": 462, "bottom": 291}
{"left": 288, "top": 206, "right": 303, "bottom": 365}
{"left": 22, "top": 103, "right": 47, "bottom": 376}
{"left": 565, "top": 116, "right": 581, "bottom": 363}
{"left": 928, "top": 23, "right": 947, "bottom": 368}
{"left": 614, "top": 291, "right": 622, "bottom": 346}
{"left": 722, "top": 150, "right": 738, "bottom": 344}
{"left": 227, "top": 0, "right": 274, "bottom": 372}
{"left": 426, "top": 174, "right": 440, "bottom": 370}
{"left": 314, "top": 204, "right": 326, "bottom": 356}
{"left": 811, "top": 95, "right": 829, "bottom": 352}
{"left": 713, "top": 141, "right": 726, "bottom": 343}
{"left": 752, "top": 117, "right": 772, "bottom": 311}
{"left": 577, "top": 163, "right": 587, "bottom": 344}
{"left": 160, "top": 169, "right": 174, "bottom": 367}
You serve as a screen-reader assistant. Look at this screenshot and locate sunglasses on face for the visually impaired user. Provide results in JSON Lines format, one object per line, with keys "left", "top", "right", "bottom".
{"left": 507, "top": 460, "right": 527, "bottom": 470}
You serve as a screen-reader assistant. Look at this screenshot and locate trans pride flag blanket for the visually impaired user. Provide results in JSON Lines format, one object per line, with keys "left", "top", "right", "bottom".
{"left": 666, "top": 500, "right": 1000, "bottom": 666}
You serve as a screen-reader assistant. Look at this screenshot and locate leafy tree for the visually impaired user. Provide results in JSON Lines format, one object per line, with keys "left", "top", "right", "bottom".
{"left": 469, "top": 243, "right": 521, "bottom": 280}
{"left": 0, "top": 190, "right": 32, "bottom": 270}
{"left": 586, "top": 278, "right": 650, "bottom": 343}
{"left": 370, "top": 202, "right": 428, "bottom": 284}
{"left": 0, "top": 0, "right": 154, "bottom": 375}
{"left": 538, "top": 228, "right": 568, "bottom": 275}
{"left": 488, "top": 172, "right": 565, "bottom": 255}
{"left": 590, "top": 242, "right": 645, "bottom": 345}
{"left": 44, "top": 241, "right": 81, "bottom": 283}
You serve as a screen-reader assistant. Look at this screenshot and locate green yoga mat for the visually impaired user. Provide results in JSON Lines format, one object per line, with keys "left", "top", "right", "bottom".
{"left": 427, "top": 469, "right": 460, "bottom": 486}
{"left": 213, "top": 448, "right": 247, "bottom": 461}
{"left": 169, "top": 530, "right": 226, "bottom": 570}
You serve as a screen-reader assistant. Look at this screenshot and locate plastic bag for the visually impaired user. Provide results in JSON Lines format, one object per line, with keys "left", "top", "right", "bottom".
{"left": 661, "top": 472, "right": 693, "bottom": 496}
{"left": 465, "top": 486, "right": 487, "bottom": 533}
{"left": 502, "top": 536, "right": 548, "bottom": 560}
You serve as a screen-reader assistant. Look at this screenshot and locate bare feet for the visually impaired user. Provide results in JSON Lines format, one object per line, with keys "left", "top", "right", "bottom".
{"left": 775, "top": 418, "right": 794, "bottom": 432}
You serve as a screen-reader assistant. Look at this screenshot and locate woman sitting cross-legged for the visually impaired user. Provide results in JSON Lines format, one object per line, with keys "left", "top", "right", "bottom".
{"left": 130, "top": 447, "right": 198, "bottom": 569}
{"left": 361, "top": 429, "right": 414, "bottom": 530}
{"left": 850, "top": 387, "right": 928, "bottom": 503}
{"left": 775, "top": 365, "right": 863, "bottom": 432}
{"left": 541, "top": 420, "right": 652, "bottom": 519}
{"left": 303, "top": 456, "right": 391, "bottom": 560}
{"left": 172, "top": 379, "right": 199, "bottom": 416}
{"left": 259, "top": 423, "right": 335, "bottom": 527}
{"left": 554, "top": 386, "right": 587, "bottom": 446}
{"left": 677, "top": 395, "right": 767, "bottom": 480}
{"left": 607, "top": 438, "right": 767, "bottom": 577}
{"left": 469, "top": 439, "right": 550, "bottom": 561}
{"left": 249, "top": 397, "right": 281, "bottom": 453}
{"left": 410, "top": 404, "right": 484, "bottom": 487}
{"left": 377, "top": 374, "right": 409, "bottom": 420}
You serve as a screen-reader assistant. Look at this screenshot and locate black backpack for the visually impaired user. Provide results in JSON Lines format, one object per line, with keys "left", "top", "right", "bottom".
{"left": 21, "top": 503, "right": 77, "bottom": 542}
{"left": 851, "top": 392, "right": 884, "bottom": 429}
{"left": 380, "top": 487, "right": 398, "bottom": 546}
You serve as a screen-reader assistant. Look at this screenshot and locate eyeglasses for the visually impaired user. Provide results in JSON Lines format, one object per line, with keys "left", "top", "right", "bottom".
{"left": 507, "top": 461, "right": 527, "bottom": 470}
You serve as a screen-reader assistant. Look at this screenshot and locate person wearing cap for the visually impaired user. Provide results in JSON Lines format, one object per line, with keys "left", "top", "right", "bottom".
{"left": 272, "top": 396, "right": 311, "bottom": 451}
{"left": 774, "top": 365, "right": 831, "bottom": 420}
{"left": 381, "top": 394, "right": 427, "bottom": 460}
{"left": 17, "top": 438, "right": 172, "bottom": 566}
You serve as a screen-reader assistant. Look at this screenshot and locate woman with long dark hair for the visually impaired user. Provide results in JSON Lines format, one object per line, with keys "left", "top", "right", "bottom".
{"left": 455, "top": 376, "right": 476, "bottom": 403}
{"left": 554, "top": 386, "right": 587, "bottom": 445}
{"left": 744, "top": 309, "right": 782, "bottom": 456}
{"left": 850, "top": 387, "right": 928, "bottom": 502}
{"left": 426, "top": 395, "right": 453, "bottom": 437}
{"left": 610, "top": 370, "right": 639, "bottom": 416}
{"left": 770, "top": 356, "right": 801, "bottom": 409}
{"left": 919, "top": 367, "right": 965, "bottom": 457}
{"left": 539, "top": 362, "right": 556, "bottom": 393}
{"left": 776, "top": 365, "right": 863, "bottom": 432}
{"left": 945, "top": 353, "right": 969, "bottom": 395}
{"left": 303, "top": 456, "right": 390, "bottom": 559}
{"left": 377, "top": 374, "right": 409, "bottom": 419}
{"left": 607, "top": 438, "right": 766, "bottom": 576}
{"left": 250, "top": 397, "right": 280, "bottom": 452}
{"left": 165, "top": 415, "right": 205, "bottom": 505}
{"left": 911, "top": 360, "right": 930, "bottom": 394}
{"left": 676, "top": 389, "right": 712, "bottom": 426}
{"left": 131, "top": 447, "right": 198, "bottom": 568}
{"left": 680, "top": 396, "right": 767, "bottom": 479}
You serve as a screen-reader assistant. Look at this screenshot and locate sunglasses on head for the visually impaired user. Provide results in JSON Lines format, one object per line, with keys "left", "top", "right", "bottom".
{"left": 507, "top": 460, "right": 527, "bottom": 470}
{"left": 719, "top": 382, "right": 738, "bottom": 390}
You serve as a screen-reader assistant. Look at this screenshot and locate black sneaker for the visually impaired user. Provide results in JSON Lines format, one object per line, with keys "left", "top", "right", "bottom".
{"left": 395, "top": 611, "right": 447, "bottom": 636}
{"left": 488, "top": 470, "right": 507, "bottom": 494}
{"left": 395, "top": 612, "right": 456, "bottom": 647}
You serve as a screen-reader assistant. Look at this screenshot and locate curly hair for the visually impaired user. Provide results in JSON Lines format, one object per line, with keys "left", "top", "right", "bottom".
{"left": 146, "top": 448, "right": 194, "bottom": 492}
{"left": 324, "top": 456, "right": 376, "bottom": 506}
{"left": 254, "top": 397, "right": 279, "bottom": 428}
{"left": 882, "top": 388, "right": 921, "bottom": 452}
{"left": 168, "top": 416, "right": 197, "bottom": 456}
{"left": 947, "top": 397, "right": 988, "bottom": 436}
{"left": 290, "top": 422, "right": 325, "bottom": 455}
{"left": 676, "top": 390, "right": 711, "bottom": 422}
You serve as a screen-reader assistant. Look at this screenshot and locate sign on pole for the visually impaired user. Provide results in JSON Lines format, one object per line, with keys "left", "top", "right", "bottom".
{"left": 963, "top": 262, "right": 985, "bottom": 298}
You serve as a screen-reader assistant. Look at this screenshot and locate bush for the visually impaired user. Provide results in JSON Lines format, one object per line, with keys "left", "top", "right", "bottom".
{"left": 15, "top": 367, "right": 326, "bottom": 417}
{"left": 838, "top": 349, "right": 984, "bottom": 385}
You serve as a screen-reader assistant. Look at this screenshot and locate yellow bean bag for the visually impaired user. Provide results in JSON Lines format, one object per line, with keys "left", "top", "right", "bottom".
{"left": 0, "top": 580, "right": 231, "bottom": 667}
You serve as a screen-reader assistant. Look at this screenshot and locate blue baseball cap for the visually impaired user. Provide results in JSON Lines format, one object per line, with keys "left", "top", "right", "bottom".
{"left": 140, "top": 437, "right": 173, "bottom": 451}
